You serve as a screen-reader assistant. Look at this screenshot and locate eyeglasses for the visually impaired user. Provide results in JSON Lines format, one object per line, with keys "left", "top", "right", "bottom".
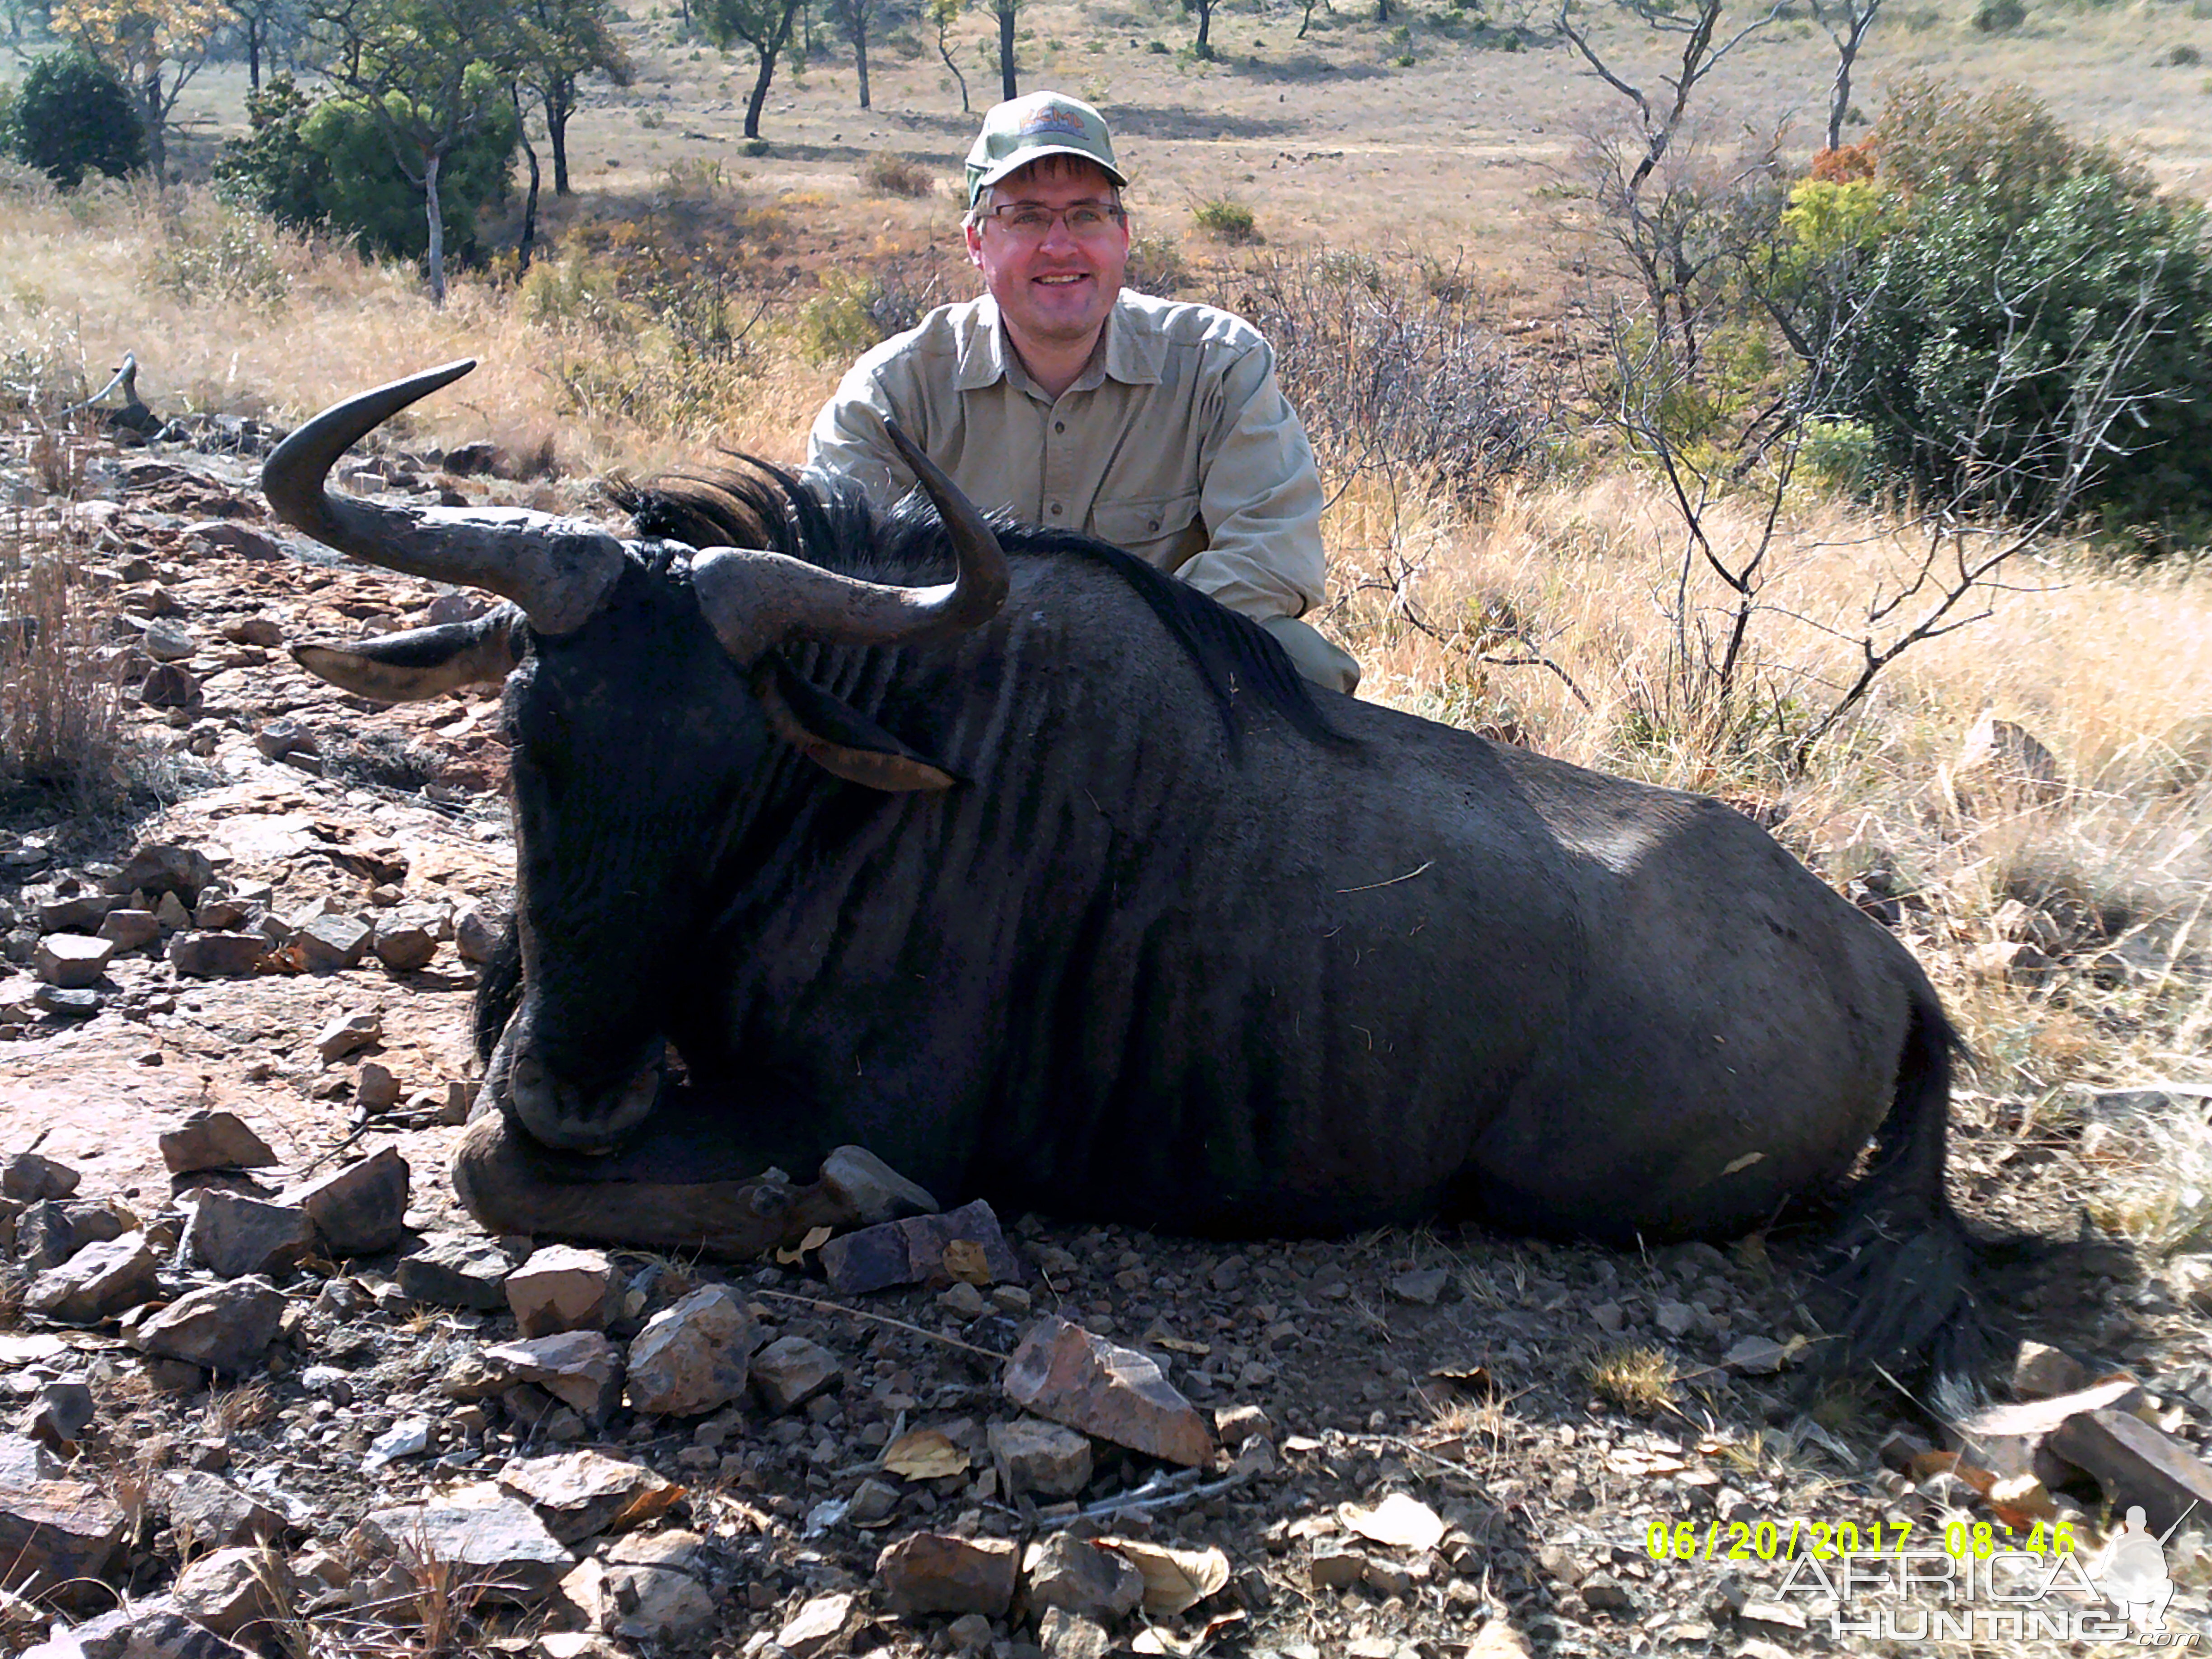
{"left": 981, "top": 201, "right": 1129, "bottom": 241}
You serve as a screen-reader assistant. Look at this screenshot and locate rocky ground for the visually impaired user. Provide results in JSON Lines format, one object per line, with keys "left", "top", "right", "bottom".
{"left": 0, "top": 421, "right": 2210, "bottom": 1659}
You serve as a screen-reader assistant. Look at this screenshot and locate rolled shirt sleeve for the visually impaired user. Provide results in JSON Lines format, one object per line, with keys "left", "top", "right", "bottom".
{"left": 1179, "top": 337, "right": 1327, "bottom": 621}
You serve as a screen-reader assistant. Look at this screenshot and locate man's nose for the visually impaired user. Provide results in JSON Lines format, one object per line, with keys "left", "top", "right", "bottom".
{"left": 1038, "top": 211, "right": 1082, "bottom": 252}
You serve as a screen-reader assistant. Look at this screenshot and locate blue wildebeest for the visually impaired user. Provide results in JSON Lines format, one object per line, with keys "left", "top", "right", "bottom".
{"left": 265, "top": 362, "right": 1982, "bottom": 1374}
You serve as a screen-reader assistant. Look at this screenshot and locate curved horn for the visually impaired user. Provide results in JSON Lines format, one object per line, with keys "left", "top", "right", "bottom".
{"left": 261, "top": 360, "right": 623, "bottom": 636}
{"left": 690, "top": 417, "right": 1009, "bottom": 660}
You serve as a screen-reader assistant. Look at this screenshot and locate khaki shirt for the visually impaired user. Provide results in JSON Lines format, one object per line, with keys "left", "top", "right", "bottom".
{"left": 805, "top": 291, "right": 1327, "bottom": 623}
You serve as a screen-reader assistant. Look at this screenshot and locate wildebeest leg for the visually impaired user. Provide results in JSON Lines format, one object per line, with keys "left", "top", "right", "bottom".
{"left": 451, "top": 1084, "right": 876, "bottom": 1258}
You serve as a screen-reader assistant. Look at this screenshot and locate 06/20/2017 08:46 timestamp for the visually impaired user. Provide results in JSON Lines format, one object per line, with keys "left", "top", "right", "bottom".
{"left": 1647, "top": 1518, "right": 2084, "bottom": 1562}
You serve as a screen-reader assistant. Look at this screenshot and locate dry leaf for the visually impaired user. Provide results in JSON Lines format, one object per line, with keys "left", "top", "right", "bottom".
{"left": 1429, "top": 1363, "right": 1493, "bottom": 1393}
{"left": 1342, "top": 1493, "right": 1446, "bottom": 1552}
{"left": 881, "top": 1429, "right": 970, "bottom": 1480}
{"left": 1281, "top": 1435, "right": 1325, "bottom": 1455}
{"left": 1099, "top": 1538, "right": 1232, "bottom": 1615}
{"left": 1129, "top": 1610, "right": 1246, "bottom": 1654}
{"left": 775, "top": 1225, "right": 834, "bottom": 1265}
{"left": 608, "top": 1481, "right": 687, "bottom": 1531}
{"left": 942, "top": 1239, "right": 991, "bottom": 1285}
{"left": 1720, "top": 1151, "right": 1765, "bottom": 1176}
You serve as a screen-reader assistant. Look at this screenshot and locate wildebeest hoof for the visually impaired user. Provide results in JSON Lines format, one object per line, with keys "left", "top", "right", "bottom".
{"left": 451, "top": 1111, "right": 848, "bottom": 1260}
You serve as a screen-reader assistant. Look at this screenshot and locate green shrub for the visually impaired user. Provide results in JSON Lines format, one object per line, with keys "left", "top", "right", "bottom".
{"left": 152, "top": 203, "right": 292, "bottom": 305}
{"left": 1191, "top": 196, "right": 1258, "bottom": 243}
{"left": 1972, "top": 0, "right": 2025, "bottom": 30}
{"left": 1123, "top": 232, "right": 1190, "bottom": 296}
{"left": 216, "top": 72, "right": 516, "bottom": 269}
{"left": 1780, "top": 83, "right": 2212, "bottom": 537}
{"left": 859, "top": 150, "right": 934, "bottom": 198}
{"left": 8, "top": 53, "right": 144, "bottom": 189}
{"left": 2169, "top": 42, "right": 2203, "bottom": 64}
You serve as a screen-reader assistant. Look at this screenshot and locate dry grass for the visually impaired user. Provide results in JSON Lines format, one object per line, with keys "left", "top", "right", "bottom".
{"left": 1585, "top": 1343, "right": 1679, "bottom": 1415}
{"left": 0, "top": 504, "right": 129, "bottom": 807}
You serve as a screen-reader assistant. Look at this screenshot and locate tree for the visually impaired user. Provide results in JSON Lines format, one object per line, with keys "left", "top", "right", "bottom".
{"left": 50, "top": 0, "right": 228, "bottom": 178}
{"left": 1810, "top": 0, "right": 1881, "bottom": 153}
{"left": 1556, "top": 0, "right": 1780, "bottom": 199}
{"left": 224, "top": 0, "right": 306, "bottom": 91}
{"left": 311, "top": 0, "right": 521, "bottom": 304}
{"left": 928, "top": 0, "right": 968, "bottom": 110}
{"left": 1186, "top": 0, "right": 1219, "bottom": 56}
{"left": 514, "top": 0, "right": 628, "bottom": 195}
{"left": 8, "top": 50, "right": 145, "bottom": 185}
{"left": 700, "top": 0, "right": 803, "bottom": 140}
{"left": 825, "top": 0, "right": 906, "bottom": 109}
{"left": 991, "top": 0, "right": 1013, "bottom": 99}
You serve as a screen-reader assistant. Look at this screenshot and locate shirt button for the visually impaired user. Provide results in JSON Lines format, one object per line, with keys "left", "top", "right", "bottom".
{"left": 1050, "top": 503, "right": 1063, "bottom": 516}
{"left": 1054, "top": 421, "right": 1065, "bottom": 433}
{"left": 1149, "top": 518, "right": 1161, "bottom": 531}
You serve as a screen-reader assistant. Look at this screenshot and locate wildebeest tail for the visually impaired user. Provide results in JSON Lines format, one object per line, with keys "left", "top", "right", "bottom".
{"left": 1819, "top": 975, "right": 1988, "bottom": 1388}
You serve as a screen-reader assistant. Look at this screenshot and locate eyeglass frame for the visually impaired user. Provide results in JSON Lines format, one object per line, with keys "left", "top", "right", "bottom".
{"left": 975, "top": 198, "right": 1131, "bottom": 241}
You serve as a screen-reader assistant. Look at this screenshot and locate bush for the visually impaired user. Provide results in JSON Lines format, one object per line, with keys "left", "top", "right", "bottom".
{"left": 795, "top": 262, "right": 944, "bottom": 362}
{"left": 216, "top": 73, "right": 516, "bottom": 269}
{"left": 1191, "top": 197, "right": 1259, "bottom": 243}
{"left": 1972, "top": 0, "right": 2025, "bottom": 29}
{"left": 7, "top": 53, "right": 144, "bottom": 189}
{"left": 2169, "top": 42, "right": 2203, "bottom": 65}
{"left": 858, "top": 150, "right": 933, "bottom": 198}
{"left": 1123, "top": 233, "right": 1190, "bottom": 297}
{"left": 1777, "top": 83, "right": 2212, "bottom": 536}
{"left": 152, "top": 201, "right": 293, "bottom": 305}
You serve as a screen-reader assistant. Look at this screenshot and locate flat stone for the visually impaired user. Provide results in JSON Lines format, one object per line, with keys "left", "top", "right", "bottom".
{"left": 33, "top": 935, "right": 112, "bottom": 990}
{"left": 372, "top": 920, "right": 436, "bottom": 972}
{"left": 819, "top": 1198, "right": 1021, "bottom": 1295}
{"left": 1, "top": 1153, "right": 79, "bottom": 1202}
{"left": 1023, "top": 1532, "right": 1145, "bottom": 1622}
{"left": 751, "top": 1335, "right": 842, "bottom": 1415}
{"left": 2047, "top": 1408, "right": 2212, "bottom": 1535}
{"left": 28, "top": 1600, "right": 252, "bottom": 1657}
{"left": 0, "top": 1476, "right": 127, "bottom": 1601}
{"left": 1722, "top": 1336, "right": 1796, "bottom": 1374}
{"left": 820, "top": 1144, "right": 939, "bottom": 1223}
{"left": 2013, "top": 1340, "right": 2096, "bottom": 1401}
{"left": 1003, "top": 1317, "right": 1213, "bottom": 1468}
{"left": 454, "top": 905, "right": 505, "bottom": 964}
{"left": 626, "top": 1284, "right": 756, "bottom": 1417}
{"left": 159, "top": 1110, "right": 278, "bottom": 1176}
{"left": 110, "top": 843, "right": 214, "bottom": 904}
{"left": 25, "top": 1233, "right": 158, "bottom": 1324}
{"left": 989, "top": 1416, "right": 1093, "bottom": 1499}
{"left": 143, "top": 619, "right": 197, "bottom": 662}
{"left": 497, "top": 1449, "right": 682, "bottom": 1545}
{"left": 160, "top": 1469, "right": 286, "bottom": 1547}
{"left": 777, "top": 1591, "right": 854, "bottom": 1659}
{"left": 22, "top": 1381, "right": 94, "bottom": 1448}
{"left": 1310, "top": 1541, "right": 1370, "bottom": 1589}
{"left": 185, "top": 520, "right": 281, "bottom": 561}
{"left": 167, "top": 930, "right": 267, "bottom": 978}
{"left": 877, "top": 1532, "right": 1020, "bottom": 1617}
{"left": 558, "top": 1556, "right": 716, "bottom": 1642}
{"left": 182, "top": 1190, "right": 315, "bottom": 1279}
{"left": 395, "top": 1233, "right": 516, "bottom": 1310}
{"left": 283, "top": 1145, "right": 408, "bottom": 1256}
{"left": 140, "top": 662, "right": 201, "bottom": 711}
{"left": 356, "top": 1062, "right": 401, "bottom": 1112}
{"left": 314, "top": 1010, "right": 382, "bottom": 1064}
{"left": 1038, "top": 1608, "right": 1113, "bottom": 1659}
{"left": 36, "top": 893, "right": 119, "bottom": 932}
{"left": 355, "top": 1485, "right": 575, "bottom": 1600}
{"left": 96, "top": 909, "right": 159, "bottom": 952}
{"left": 171, "top": 1544, "right": 290, "bottom": 1636}
{"left": 221, "top": 615, "right": 284, "bottom": 646}
{"left": 295, "top": 913, "right": 372, "bottom": 972}
{"left": 31, "top": 986, "right": 98, "bottom": 1018}
{"left": 483, "top": 1330, "right": 623, "bottom": 1424}
{"left": 253, "top": 720, "right": 317, "bottom": 763}
{"left": 132, "top": 1276, "right": 286, "bottom": 1375}
{"left": 1387, "top": 1267, "right": 1451, "bottom": 1306}
{"left": 506, "top": 1244, "right": 615, "bottom": 1338}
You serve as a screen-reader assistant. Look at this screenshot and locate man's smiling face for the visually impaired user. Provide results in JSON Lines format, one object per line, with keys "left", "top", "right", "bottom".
{"left": 965, "top": 155, "right": 1130, "bottom": 364}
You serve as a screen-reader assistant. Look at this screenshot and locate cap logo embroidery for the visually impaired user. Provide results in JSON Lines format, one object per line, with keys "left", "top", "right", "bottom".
{"left": 1019, "top": 108, "right": 1088, "bottom": 137}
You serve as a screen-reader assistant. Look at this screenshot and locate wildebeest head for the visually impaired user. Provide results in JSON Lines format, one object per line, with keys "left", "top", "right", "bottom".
{"left": 262, "top": 361, "right": 1009, "bottom": 1153}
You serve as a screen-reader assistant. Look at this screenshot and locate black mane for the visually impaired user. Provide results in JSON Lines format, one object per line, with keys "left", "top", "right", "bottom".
{"left": 609, "top": 461, "right": 1350, "bottom": 750}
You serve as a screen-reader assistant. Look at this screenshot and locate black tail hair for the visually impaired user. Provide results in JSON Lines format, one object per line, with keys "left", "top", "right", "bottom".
{"left": 1819, "top": 977, "right": 1989, "bottom": 1389}
{"left": 612, "top": 461, "right": 1354, "bottom": 753}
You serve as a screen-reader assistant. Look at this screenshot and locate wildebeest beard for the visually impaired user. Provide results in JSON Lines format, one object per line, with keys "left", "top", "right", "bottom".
{"left": 267, "top": 360, "right": 1993, "bottom": 1387}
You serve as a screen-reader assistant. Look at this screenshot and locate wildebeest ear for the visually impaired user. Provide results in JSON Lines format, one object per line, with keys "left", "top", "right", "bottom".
{"left": 291, "top": 607, "right": 521, "bottom": 704}
{"left": 755, "top": 658, "right": 959, "bottom": 792}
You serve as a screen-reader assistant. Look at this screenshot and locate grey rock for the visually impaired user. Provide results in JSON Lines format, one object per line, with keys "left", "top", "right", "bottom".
{"left": 36, "top": 893, "right": 119, "bottom": 932}
{"left": 1003, "top": 1317, "right": 1213, "bottom": 1468}
{"left": 25, "top": 1233, "right": 158, "bottom": 1323}
{"left": 171, "top": 1544, "right": 291, "bottom": 1636}
{"left": 143, "top": 619, "right": 197, "bottom": 662}
{"left": 454, "top": 906, "right": 505, "bottom": 964}
{"left": 1387, "top": 1266, "right": 1451, "bottom": 1306}
{"left": 181, "top": 1190, "right": 315, "bottom": 1279}
{"left": 314, "top": 1010, "right": 382, "bottom": 1064}
{"left": 160, "top": 1468, "right": 287, "bottom": 1547}
{"left": 820, "top": 1144, "right": 939, "bottom": 1224}
{"left": 626, "top": 1284, "right": 756, "bottom": 1417}
{"left": 283, "top": 1146, "right": 408, "bottom": 1256}
{"left": 132, "top": 1276, "right": 286, "bottom": 1374}
{"left": 1023, "top": 1532, "right": 1144, "bottom": 1622}
{"left": 159, "top": 1111, "right": 277, "bottom": 1176}
{"left": 559, "top": 1556, "right": 717, "bottom": 1642}
{"left": 819, "top": 1198, "right": 1021, "bottom": 1295}
{"left": 0, "top": 1153, "right": 79, "bottom": 1202}
{"left": 482, "top": 1330, "right": 623, "bottom": 1424}
{"left": 31, "top": 986, "right": 98, "bottom": 1018}
{"left": 32, "top": 935, "right": 112, "bottom": 990}
{"left": 989, "top": 1416, "right": 1093, "bottom": 1499}
{"left": 1037, "top": 1609, "right": 1113, "bottom": 1659}
{"left": 506, "top": 1244, "right": 614, "bottom": 1337}
{"left": 878, "top": 1533, "right": 1022, "bottom": 1617}
{"left": 395, "top": 1233, "right": 515, "bottom": 1310}
{"left": 186, "top": 520, "right": 281, "bottom": 562}
{"left": 139, "top": 662, "right": 200, "bottom": 711}
{"left": 372, "top": 920, "right": 436, "bottom": 972}
{"left": 110, "top": 844, "right": 214, "bottom": 905}
{"left": 1309, "top": 1542, "right": 1369, "bottom": 1589}
{"left": 253, "top": 720, "right": 318, "bottom": 763}
{"left": 752, "top": 1335, "right": 842, "bottom": 1414}
{"left": 355, "top": 1062, "right": 401, "bottom": 1113}
{"left": 167, "top": 931, "right": 267, "bottom": 978}
{"left": 355, "top": 1485, "right": 575, "bottom": 1600}
{"left": 777, "top": 1592, "right": 855, "bottom": 1659}
{"left": 295, "top": 914, "right": 371, "bottom": 972}
{"left": 2047, "top": 1408, "right": 2212, "bottom": 1535}
{"left": 0, "top": 1476, "right": 127, "bottom": 1606}
{"left": 497, "top": 1448, "right": 680, "bottom": 1545}
{"left": 97, "top": 908, "right": 162, "bottom": 951}
{"left": 29, "top": 1600, "right": 252, "bottom": 1659}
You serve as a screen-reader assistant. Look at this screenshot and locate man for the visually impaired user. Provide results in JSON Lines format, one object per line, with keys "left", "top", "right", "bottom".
{"left": 806, "top": 91, "right": 1360, "bottom": 694}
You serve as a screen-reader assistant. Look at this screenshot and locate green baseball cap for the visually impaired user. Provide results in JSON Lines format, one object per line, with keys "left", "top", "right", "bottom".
{"left": 965, "top": 92, "right": 1127, "bottom": 208}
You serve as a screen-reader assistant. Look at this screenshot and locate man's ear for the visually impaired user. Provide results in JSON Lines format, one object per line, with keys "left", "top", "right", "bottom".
{"left": 963, "top": 215, "right": 986, "bottom": 268}
{"left": 291, "top": 607, "right": 521, "bottom": 704}
{"left": 754, "top": 657, "right": 959, "bottom": 793}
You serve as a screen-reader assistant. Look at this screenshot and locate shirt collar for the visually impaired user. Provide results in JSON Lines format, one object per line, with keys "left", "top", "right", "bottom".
{"left": 956, "top": 292, "right": 1165, "bottom": 394}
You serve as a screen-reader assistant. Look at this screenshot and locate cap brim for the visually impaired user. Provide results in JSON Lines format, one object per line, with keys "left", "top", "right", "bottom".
{"left": 970, "top": 146, "right": 1129, "bottom": 203}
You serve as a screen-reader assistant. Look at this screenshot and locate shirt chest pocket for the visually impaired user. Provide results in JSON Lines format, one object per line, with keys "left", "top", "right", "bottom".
{"left": 1089, "top": 491, "right": 1204, "bottom": 571}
